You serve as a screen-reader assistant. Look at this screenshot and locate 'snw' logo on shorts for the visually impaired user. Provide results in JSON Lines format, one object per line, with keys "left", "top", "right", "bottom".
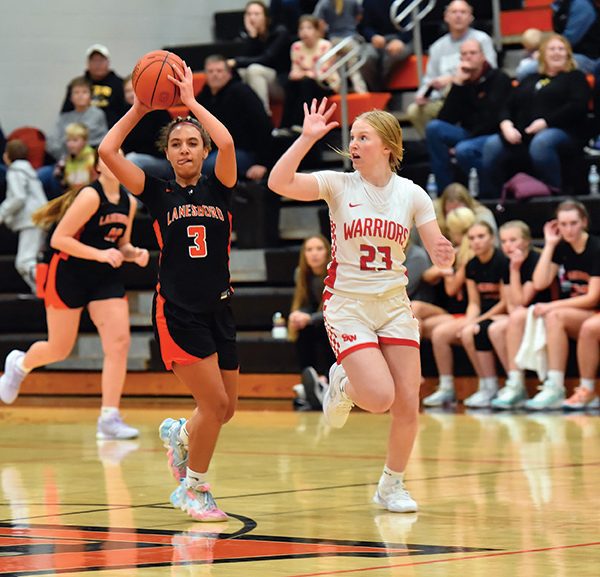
{"left": 341, "top": 333, "right": 357, "bottom": 342}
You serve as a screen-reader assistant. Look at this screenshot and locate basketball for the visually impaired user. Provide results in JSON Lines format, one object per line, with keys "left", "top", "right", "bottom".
{"left": 131, "top": 50, "right": 184, "bottom": 109}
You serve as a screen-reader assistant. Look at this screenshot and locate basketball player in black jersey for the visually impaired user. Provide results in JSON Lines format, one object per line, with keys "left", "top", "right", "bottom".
{"left": 0, "top": 154, "right": 149, "bottom": 441}
{"left": 99, "top": 62, "right": 238, "bottom": 522}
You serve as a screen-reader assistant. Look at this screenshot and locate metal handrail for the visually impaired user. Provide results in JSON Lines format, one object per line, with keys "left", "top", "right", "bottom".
{"left": 314, "top": 36, "right": 368, "bottom": 170}
{"left": 390, "top": 0, "right": 437, "bottom": 84}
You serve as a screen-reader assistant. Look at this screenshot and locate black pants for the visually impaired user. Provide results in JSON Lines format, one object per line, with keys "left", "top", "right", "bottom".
{"left": 295, "top": 323, "right": 335, "bottom": 377}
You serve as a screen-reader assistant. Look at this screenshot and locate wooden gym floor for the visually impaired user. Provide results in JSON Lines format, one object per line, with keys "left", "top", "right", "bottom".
{"left": 0, "top": 395, "right": 599, "bottom": 576}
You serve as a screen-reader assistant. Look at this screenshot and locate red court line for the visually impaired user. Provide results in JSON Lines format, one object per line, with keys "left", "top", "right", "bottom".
{"left": 283, "top": 541, "right": 600, "bottom": 577}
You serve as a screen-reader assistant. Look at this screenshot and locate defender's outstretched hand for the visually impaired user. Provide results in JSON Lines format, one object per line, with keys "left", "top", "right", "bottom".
{"left": 302, "top": 98, "right": 339, "bottom": 141}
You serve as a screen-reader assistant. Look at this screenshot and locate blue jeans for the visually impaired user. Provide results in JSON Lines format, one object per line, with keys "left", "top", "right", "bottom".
{"left": 202, "top": 149, "right": 259, "bottom": 180}
{"left": 425, "top": 119, "right": 490, "bottom": 192}
{"left": 37, "top": 164, "right": 63, "bottom": 200}
{"left": 481, "top": 128, "right": 576, "bottom": 198}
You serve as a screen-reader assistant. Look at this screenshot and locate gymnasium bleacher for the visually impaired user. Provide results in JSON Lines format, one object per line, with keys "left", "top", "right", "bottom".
{"left": 1, "top": 0, "right": 598, "bottom": 402}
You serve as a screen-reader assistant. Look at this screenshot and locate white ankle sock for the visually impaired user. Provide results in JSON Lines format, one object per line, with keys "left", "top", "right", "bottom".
{"left": 380, "top": 465, "right": 404, "bottom": 488}
{"left": 101, "top": 407, "right": 119, "bottom": 419}
{"left": 185, "top": 467, "right": 208, "bottom": 490}
{"left": 17, "top": 357, "right": 31, "bottom": 374}
{"left": 482, "top": 377, "right": 499, "bottom": 390}
{"left": 580, "top": 378, "right": 596, "bottom": 392}
{"left": 439, "top": 375, "right": 454, "bottom": 391}
{"left": 547, "top": 370, "right": 565, "bottom": 390}
{"left": 508, "top": 370, "right": 524, "bottom": 387}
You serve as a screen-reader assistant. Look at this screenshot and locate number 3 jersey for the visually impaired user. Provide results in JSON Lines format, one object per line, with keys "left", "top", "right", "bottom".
{"left": 139, "top": 173, "right": 234, "bottom": 312}
{"left": 315, "top": 171, "right": 436, "bottom": 297}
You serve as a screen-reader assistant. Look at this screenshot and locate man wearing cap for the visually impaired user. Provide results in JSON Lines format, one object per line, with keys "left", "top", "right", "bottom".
{"left": 61, "top": 44, "right": 126, "bottom": 128}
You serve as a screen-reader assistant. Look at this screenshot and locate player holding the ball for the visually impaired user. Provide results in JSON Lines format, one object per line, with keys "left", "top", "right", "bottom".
{"left": 99, "top": 60, "right": 238, "bottom": 522}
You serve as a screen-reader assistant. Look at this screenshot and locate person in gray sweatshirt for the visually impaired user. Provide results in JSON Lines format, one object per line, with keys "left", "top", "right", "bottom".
{"left": 0, "top": 140, "right": 47, "bottom": 293}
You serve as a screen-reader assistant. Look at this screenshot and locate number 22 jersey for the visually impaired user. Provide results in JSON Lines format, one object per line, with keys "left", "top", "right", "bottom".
{"left": 315, "top": 171, "right": 436, "bottom": 297}
{"left": 139, "top": 173, "right": 234, "bottom": 313}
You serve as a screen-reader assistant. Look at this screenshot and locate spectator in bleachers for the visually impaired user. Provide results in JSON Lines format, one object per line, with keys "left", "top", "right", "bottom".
{"left": 407, "top": 0, "right": 497, "bottom": 138}
{"left": 489, "top": 221, "right": 559, "bottom": 410}
{"left": 121, "top": 75, "right": 173, "bottom": 180}
{"left": 425, "top": 39, "right": 511, "bottom": 192}
{"left": 270, "top": 0, "right": 319, "bottom": 31}
{"left": 0, "top": 140, "right": 47, "bottom": 293}
{"left": 61, "top": 44, "right": 126, "bottom": 128}
{"left": 278, "top": 15, "right": 340, "bottom": 133}
{"left": 313, "top": 0, "right": 368, "bottom": 93}
{"left": 198, "top": 54, "right": 273, "bottom": 182}
{"left": 526, "top": 200, "right": 600, "bottom": 410}
{"left": 227, "top": 1, "right": 292, "bottom": 116}
{"left": 288, "top": 234, "right": 335, "bottom": 410}
{"left": 567, "top": 310, "right": 600, "bottom": 409}
{"left": 481, "top": 34, "right": 591, "bottom": 199}
{"left": 58, "top": 123, "right": 97, "bottom": 192}
{"left": 515, "top": 28, "right": 543, "bottom": 82}
{"left": 359, "top": 0, "right": 413, "bottom": 92}
{"left": 434, "top": 182, "right": 497, "bottom": 241}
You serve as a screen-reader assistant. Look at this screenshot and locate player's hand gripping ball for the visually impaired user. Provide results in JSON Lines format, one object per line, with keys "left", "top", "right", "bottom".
{"left": 131, "top": 50, "right": 185, "bottom": 109}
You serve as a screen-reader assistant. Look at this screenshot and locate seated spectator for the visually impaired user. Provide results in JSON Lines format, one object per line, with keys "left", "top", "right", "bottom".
{"left": 425, "top": 39, "right": 511, "bottom": 192}
{"left": 313, "top": 0, "right": 368, "bottom": 93}
{"left": 567, "top": 311, "right": 600, "bottom": 409}
{"left": 359, "top": 0, "right": 412, "bottom": 92}
{"left": 525, "top": 200, "right": 600, "bottom": 411}
{"left": 46, "top": 77, "right": 108, "bottom": 162}
{"left": 515, "top": 28, "right": 543, "bottom": 82}
{"left": 407, "top": 0, "right": 497, "bottom": 138}
{"left": 481, "top": 34, "right": 591, "bottom": 199}
{"left": 121, "top": 75, "right": 173, "bottom": 180}
{"left": 228, "top": 1, "right": 292, "bottom": 116}
{"left": 434, "top": 182, "right": 497, "bottom": 241}
{"left": 198, "top": 55, "right": 274, "bottom": 182}
{"left": 0, "top": 140, "right": 47, "bottom": 293}
{"left": 488, "top": 221, "right": 559, "bottom": 410}
{"left": 61, "top": 44, "right": 125, "bottom": 128}
{"left": 288, "top": 234, "right": 335, "bottom": 410}
{"left": 59, "top": 123, "right": 97, "bottom": 192}
{"left": 420, "top": 206, "right": 474, "bottom": 407}
{"left": 278, "top": 15, "right": 339, "bottom": 132}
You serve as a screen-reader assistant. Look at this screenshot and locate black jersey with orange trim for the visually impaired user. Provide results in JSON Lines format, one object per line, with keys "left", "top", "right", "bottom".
{"left": 138, "top": 173, "right": 234, "bottom": 313}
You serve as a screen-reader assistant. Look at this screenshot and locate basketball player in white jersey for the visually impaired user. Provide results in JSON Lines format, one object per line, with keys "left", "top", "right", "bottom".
{"left": 268, "top": 98, "right": 454, "bottom": 513}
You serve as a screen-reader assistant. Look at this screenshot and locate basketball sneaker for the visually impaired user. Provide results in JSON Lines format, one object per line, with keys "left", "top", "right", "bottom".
{"left": 171, "top": 480, "right": 228, "bottom": 523}
{"left": 524, "top": 381, "right": 565, "bottom": 411}
{"left": 96, "top": 412, "right": 139, "bottom": 440}
{"left": 422, "top": 386, "right": 455, "bottom": 407}
{"left": 373, "top": 478, "right": 418, "bottom": 513}
{"left": 464, "top": 384, "right": 497, "bottom": 409}
{"left": 322, "top": 363, "right": 354, "bottom": 428}
{"left": 0, "top": 350, "right": 27, "bottom": 405}
{"left": 302, "top": 366, "right": 322, "bottom": 410}
{"left": 562, "top": 387, "right": 600, "bottom": 411}
{"left": 491, "top": 381, "right": 527, "bottom": 410}
{"left": 159, "top": 417, "right": 188, "bottom": 481}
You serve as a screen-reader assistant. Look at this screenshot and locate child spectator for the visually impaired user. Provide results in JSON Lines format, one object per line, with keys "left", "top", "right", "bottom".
{"left": 279, "top": 15, "right": 340, "bottom": 132}
{"left": 55, "top": 123, "right": 97, "bottom": 193}
{"left": 0, "top": 140, "right": 47, "bottom": 293}
{"left": 515, "top": 28, "right": 543, "bottom": 81}
{"left": 313, "top": 0, "right": 368, "bottom": 93}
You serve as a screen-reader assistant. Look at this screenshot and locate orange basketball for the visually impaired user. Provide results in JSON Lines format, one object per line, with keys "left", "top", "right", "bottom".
{"left": 131, "top": 50, "right": 184, "bottom": 109}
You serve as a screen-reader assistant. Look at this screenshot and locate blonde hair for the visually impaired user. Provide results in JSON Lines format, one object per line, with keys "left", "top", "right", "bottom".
{"left": 499, "top": 220, "right": 532, "bottom": 244}
{"left": 446, "top": 206, "right": 475, "bottom": 266}
{"left": 351, "top": 110, "right": 404, "bottom": 171}
{"left": 65, "top": 122, "right": 89, "bottom": 140}
{"left": 538, "top": 34, "right": 576, "bottom": 74}
{"left": 522, "top": 28, "right": 542, "bottom": 52}
{"left": 435, "top": 182, "right": 483, "bottom": 238}
{"left": 32, "top": 188, "right": 80, "bottom": 229}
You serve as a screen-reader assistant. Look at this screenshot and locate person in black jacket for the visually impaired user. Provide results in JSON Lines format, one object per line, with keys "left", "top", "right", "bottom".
{"left": 425, "top": 39, "right": 511, "bottom": 192}
{"left": 227, "top": 1, "right": 291, "bottom": 116}
{"left": 198, "top": 55, "right": 274, "bottom": 181}
{"left": 61, "top": 45, "right": 126, "bottom": 128}
{"left": 481, "top": 34, "right": 591, "bottom": 198}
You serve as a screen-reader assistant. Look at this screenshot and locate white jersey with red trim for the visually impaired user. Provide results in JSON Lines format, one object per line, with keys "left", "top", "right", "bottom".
{"left": 315, "top": 170, "right": 436, "bottom": 297}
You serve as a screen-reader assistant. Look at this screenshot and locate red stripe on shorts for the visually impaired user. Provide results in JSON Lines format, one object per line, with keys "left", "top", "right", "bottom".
{"left": 378, "top": 337, "right": 420, "bottom": 349}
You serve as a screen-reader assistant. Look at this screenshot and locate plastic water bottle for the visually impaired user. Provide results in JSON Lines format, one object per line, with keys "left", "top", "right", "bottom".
{"left": 271, "top": 312, "right": 288, "bottom": 339}
{"left": 588, "top": 164, "right": 599, "bottom": 196}
{"left": 426, "top": 173, "right": 438, "bottom": 198}
{"left": 468, "top": 167, "right": 479, "bottom": 198}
